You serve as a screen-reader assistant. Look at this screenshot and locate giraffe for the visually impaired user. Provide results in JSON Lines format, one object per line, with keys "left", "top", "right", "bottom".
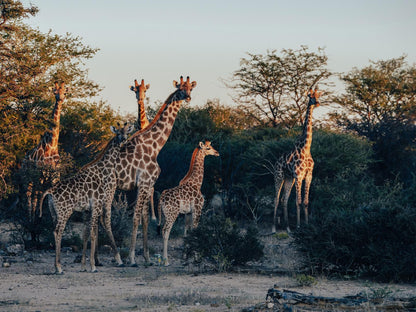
{"left": 272, "top": 86, "right": 321, "bottom": 233}
{"left": 129, "top": 79, "right": 156, "bottom": 221}
{"left": 23, "top": 82, "right": 66, "bottom": 219}
{"left": 39, "top": 123, "right": 134, "bottom": 274}
{"left": 130, "top": 79, "right": 150, "bottom": 130}
{"left": 157, "top": 141, "right": 219, "bottom": 266}
{"left": 115, "top": 76, "right": 196, "bottom": 266}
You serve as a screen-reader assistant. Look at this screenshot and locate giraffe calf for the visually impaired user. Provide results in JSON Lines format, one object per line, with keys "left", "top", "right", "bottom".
{"left": 40, "top": 123, "right": 133, "bottom": 274}
{"left": 158, "top": 141, "right": 219, "bottom": 266}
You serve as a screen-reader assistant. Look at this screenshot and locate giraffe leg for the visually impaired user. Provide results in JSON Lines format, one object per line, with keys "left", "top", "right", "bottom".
{"left": 129, "top": 187, "right": 153, "bottom": 266}
{"left": 294, "top": 178, "right": 303, "bottom": 229}
{"left": 273, "top": 177, "right": 284, "bottom": 233}
{"left": 150, "top": 187, "right": 156, "bottom": 221}
{"left": 129, "top": 208, "right": 140, "bottom": 266}
{"left": 94, "top": 217, "right": 102, "bottom": 267}
{"left": 303, "top": 170, "right": 313, "bottom": 225}
{"left": 81, "top": 211, "right": 90, "bottom": 272}
{"left": 281, "top": 178, "right": 294, "bottom": 232}
{"left": 32, "top": 190, "right": 40, "bottom": 221}
{"left": 26, "top": 182, "right": 33, "bottom": 218}
{"left": 141, "top": 206, "right": 150, "bottom": 264}
{"left": 54, "top": 215, "right": 70, "bottom": 275}
{"left": 89, "top": 207, "right": 100, "bottom": 273}
{"left": 191, "top": 196, "right": 204, "bottom": 229}
{"left": 102, "top": 197, "right": 123, "bottom": 266}
{"left": 162, "top": 222, "right": 173, "bottom": 266}
{"left": 162, "top": 215, "right": 178, "bottom": 266}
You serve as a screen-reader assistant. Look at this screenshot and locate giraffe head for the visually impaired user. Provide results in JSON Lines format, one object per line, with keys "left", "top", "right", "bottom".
{"left": 110, "top": 122, "right": 135, "bottom": 144}
{"left": 130, "top": 79, "right": 150, "bottom": 102}
{"left": 199, "top": 140, "right": 220, "bottom": 157}
{"left": 308, "top": 85, "right": 321, "bottom": 108}
{"left": 51, "top": 82, "right": 67, "bottom": 102}
{"left": 173, "top": 76, "right": 197, "bottom": 102}
{"left": 313, "top": 86, "right": 321, "bottom": 107}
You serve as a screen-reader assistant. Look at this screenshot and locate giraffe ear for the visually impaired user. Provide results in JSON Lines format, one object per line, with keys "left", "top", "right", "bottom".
{"left": 110, "top": 126, "right": 117, "bottom": 134}
{"left": 173, "top": 80, "right": 178, "bottom": 87}
{"left": 199, "top": 141, "right": 204, "bottom": 148}
{"left": 146, "top": 84, "right": 150, "bottom": 90}
{"left": 191, "top": 81, "right": 197, "bottom": 88}
{"left": 127, "top": 125, "right": 135, "bottom": 134}
{"left": 130, "top": 86, "right": 136, "bottom": 91}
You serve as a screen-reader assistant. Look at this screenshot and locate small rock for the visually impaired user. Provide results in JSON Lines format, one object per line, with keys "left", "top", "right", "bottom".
{"left": 2, "top": 261, "right": 10, "bottom": 268}
{"left": 267, "top": 302, "right": 274, "bottom": 309}
{"left": 6, "top": 244, "right": 23, "bottom": 255}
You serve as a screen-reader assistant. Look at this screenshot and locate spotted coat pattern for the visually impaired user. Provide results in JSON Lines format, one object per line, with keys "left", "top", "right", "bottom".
{"left": 23, "top": 82, "right": 66, "bottom": 218}
{"left": 273, "top": 98, "right": 320, "bottom": 233}
{"left": 157, "top": 141, "right": 219, "bottom": 265}
{"left": 115, "top": 76, "right": 197, "bottom": 266}
{"left": 40, "top": 124, "right": 133, "bottom": 274}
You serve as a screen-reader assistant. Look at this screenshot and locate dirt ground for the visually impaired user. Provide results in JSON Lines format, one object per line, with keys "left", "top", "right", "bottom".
{"left": 1, "top": 223, "right": 416, "bottom": 312}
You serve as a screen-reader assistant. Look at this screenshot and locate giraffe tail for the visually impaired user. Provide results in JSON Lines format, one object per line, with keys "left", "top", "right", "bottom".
{"left": 38, "top": 190, "right": 51, "bottom": 218}
{"left": 150, "top": 188, "right": 156, "bottom": 221}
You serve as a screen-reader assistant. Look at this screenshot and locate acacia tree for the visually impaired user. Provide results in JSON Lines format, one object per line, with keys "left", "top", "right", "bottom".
{"left": 226, "top": 46, "right": 332, "bottom": 128}
{"left": 331, "top": 56, "right": 416, "bottom": 132}
{"left": 0, "top": 0, "right": 100, "bottom": 196}
{"left": 331, "top": 56, "right": 416, "bottom": 182}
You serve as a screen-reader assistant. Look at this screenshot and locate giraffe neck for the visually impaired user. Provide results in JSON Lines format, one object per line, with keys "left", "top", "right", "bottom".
{"left": 180, "top": 148, "right": 206, "bottom": 189}
{"left": 129, "top": 90, "right": 184, "bottom": 155}
{"left": 81, "top": 136, "right": 120, "bottom": 170}
{"left": 138, "top": 100, "right": 149, "bottom": 129}
{"left": 50, "top": 99, "right": 63, "bottom": 152}
{"left": 297, "top": 104, "right": 314, "bottom": 152}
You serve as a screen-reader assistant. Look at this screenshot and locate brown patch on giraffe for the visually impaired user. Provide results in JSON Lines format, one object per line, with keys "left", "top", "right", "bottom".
{"left": 147, "top": 163, "right": 156, "bottom": 173}
{"left": 157, "top": 137, "right": 165, "bottom": 145}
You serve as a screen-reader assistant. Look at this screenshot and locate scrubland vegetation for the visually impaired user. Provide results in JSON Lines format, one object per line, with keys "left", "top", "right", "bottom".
{"left": 1, "top": 0, "right": 416, "bottom": 284}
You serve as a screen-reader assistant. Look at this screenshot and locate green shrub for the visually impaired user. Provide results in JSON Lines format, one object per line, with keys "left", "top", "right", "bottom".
{"left": 183, "top": 213, "right": 264, "bottom": 271}
{"left": 296, "top": 274, "right": 317, "bottom": 287}
{"left": 294, "top": 182, "right": 416, "bottom": 282}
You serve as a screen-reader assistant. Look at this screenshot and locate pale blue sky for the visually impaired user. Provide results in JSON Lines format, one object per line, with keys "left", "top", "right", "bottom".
{"left": 24, "top": 1, "right": 416, "bottom": 114}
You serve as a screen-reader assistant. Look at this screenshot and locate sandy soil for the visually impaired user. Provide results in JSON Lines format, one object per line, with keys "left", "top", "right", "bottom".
{"left": 1, "top": 225, "right": 416, "bottom": 312}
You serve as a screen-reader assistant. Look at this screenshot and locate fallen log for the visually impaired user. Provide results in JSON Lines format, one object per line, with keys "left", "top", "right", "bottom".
{"left": 266, "top": 286, "right": 367, "bottom": 307}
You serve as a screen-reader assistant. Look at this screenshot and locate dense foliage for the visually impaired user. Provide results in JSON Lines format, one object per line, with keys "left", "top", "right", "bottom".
{"left": 330, "top": 56, "right": 416, "bottom": 184}
{"left": 294, "top": 182, "right": 416, "bottom": 282}
{"left": 183, "top": 213, "right": 264, "bottom": 271}
{"left": 0, "top": 0, "right": 102, "bottom": 197}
